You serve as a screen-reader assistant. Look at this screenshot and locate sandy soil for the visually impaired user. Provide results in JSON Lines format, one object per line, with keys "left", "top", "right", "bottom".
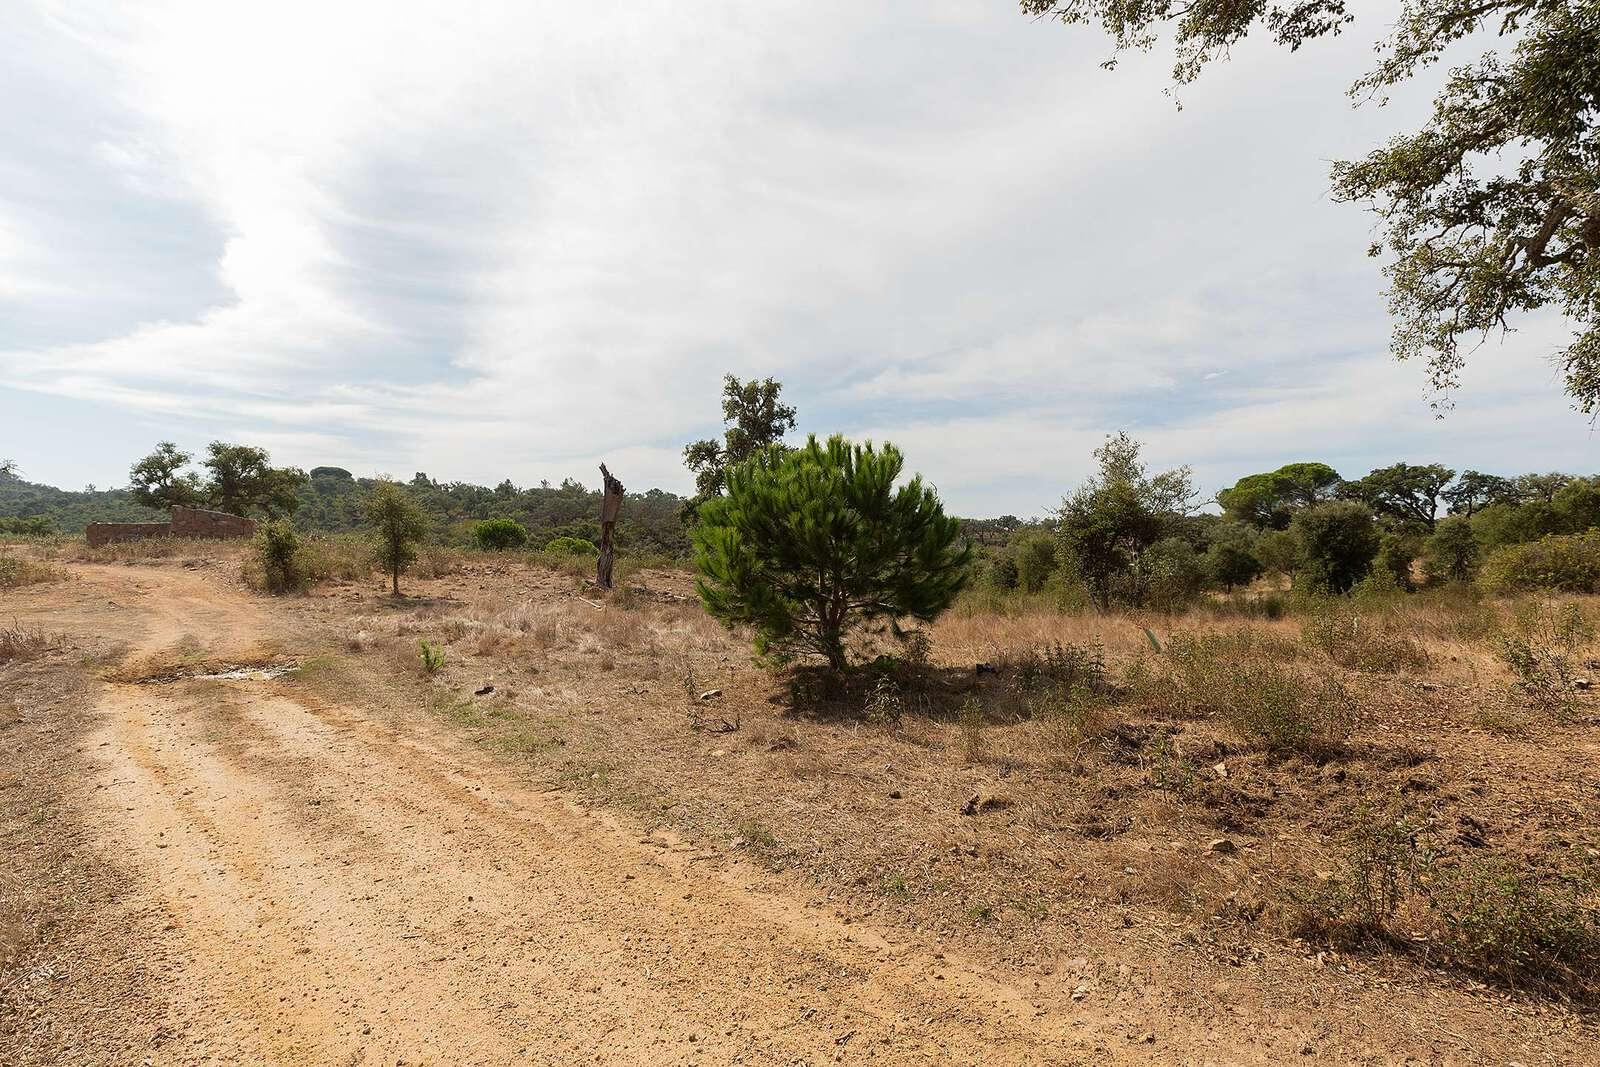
{"left": 3, "top": 558, "right": 1597, "bottom": 1064}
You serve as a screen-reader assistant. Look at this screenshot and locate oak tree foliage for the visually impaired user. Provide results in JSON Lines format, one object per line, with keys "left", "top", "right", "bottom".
{"left": 1022, "top": 0, "right": 1600, "bottom": 410}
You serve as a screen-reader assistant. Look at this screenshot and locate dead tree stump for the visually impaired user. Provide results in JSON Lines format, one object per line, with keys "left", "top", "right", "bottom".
{"left": 597, "top": 463, "right": 624, "bottom": 590}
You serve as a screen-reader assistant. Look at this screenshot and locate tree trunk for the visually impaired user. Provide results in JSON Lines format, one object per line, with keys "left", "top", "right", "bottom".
{"left": 596, "top": 463, "right": 624, "bottom": 590}
{"left": 392, "top": 566, "right": 400, "bottom": 596}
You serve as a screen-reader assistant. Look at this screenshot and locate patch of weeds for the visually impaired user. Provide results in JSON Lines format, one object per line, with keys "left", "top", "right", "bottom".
{"left": 736, "top": 818, "right": 778, "bottom": 851}
{"left": 0, "top": 623, "right": 52, "bottom": 665}
{"left": 1427, "top": 858, "right": 1600, "bottom": 995}
{"left": 879, "top": 873, "right": 911, "bottom": 899}
{"left": 1014, "top": 641, "right": 1107, "bottom": 694}
{"left": 0, "top": 554, "right": 62, "bottom": 590}
{"left": 1300, "top": 600, "right": 1429, "bottom": 673}
{"left": 864, "top": 674, "right": 904, "bottom": 731}
{"left": 1167, "top": 631, "right": 1355, "bottom": 753}
{"left": 418, "top": 639, "right": 445, "bottom": 675}
{"left": 958, "top": 696, "right": 986, "bottom": 762}
{"left": 1143, "top": 731, "right": 1196, "bottom": 794}
{"left": 1494, "top": 599, "right": 1593, "bottom": 715}
{"left": 429, "top": 692, "right": 487, "bottom": 728}
{"left": 966, "top": 902, "right": 997, "bottom": 924}
{"left": 1474, "top": 705, "right": 1533, "bottom": 735}
{"left": 1292, "top": 812, "right": 1419, "bottom": 942}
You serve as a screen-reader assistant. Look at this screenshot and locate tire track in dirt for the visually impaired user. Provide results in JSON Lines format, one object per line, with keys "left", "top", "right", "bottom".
{"left": 82, "top": 564, "right": 1142, "bottom": 1065}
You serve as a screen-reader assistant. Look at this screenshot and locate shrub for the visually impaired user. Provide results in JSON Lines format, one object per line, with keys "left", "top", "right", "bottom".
{"left": 1013, "top": 533, "right": 1058, "bottom": 594}
{"left": 1205, "top": 540, "right": 1263, "bottom": 591}
{"left": 0, "top": 622, "right": 51, "bottom": 664}
{"left": 1493, "top": 599, "right": 1594, "bottom": 713}
{"left": 472, "top": 517, "right": 529, "bottom": 551}
{"left": 0, "top": 553, "right": 60, "bottom": 590}
{"left": 1144, "top": 536, "right": 1206, "bottom": 613}
{"left": 1477, "top": 530, "right": 1600, "bottom": 594}
{"left": 1293, "top": 812, "right": 1419, "bottom": 941}
{"left": 366, "top": 481, "right": 429, "bottom": 596}
{"left": 544, "top": 535, "right": 598, "bottom": 557}
{"left": 1300, "top": 599, "right": 1429, "bottom": 673}
{"left": 418, "top": 640, "right": 445, "bottom": 674}
{"left": 0, "top": 516, "right": 55, "bottom": 537}
{"left": 1429, "top": 860, "right": 1600, "bottom": 994}
{"left": 1167, "top": 630, "right": 1354, "bottom": 752}
{"left": 252, "top": 519, "right": 306, "bottom": 594}
{"left": 693, "top": 435, "right": 969, "bottom": 670}
{"left": 1373, "top": 533, "right": 1419, "bottom": 592}
{"left": 1292, "top": 501, "right": 1380, "bottom": 594}
{"left": 1424, "top": 515, "right": 1480, "bottom": 584}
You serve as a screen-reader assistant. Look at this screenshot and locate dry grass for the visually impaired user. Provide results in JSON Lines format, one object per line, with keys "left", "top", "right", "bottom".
{"left": 0, "top": 622, "right": 53, "bottom": 664}
{"left": 0, "top": 552, "right": 63, "bottom": 590}
{"left": 271, "top": 558, "right": 1600, "bottom": 1004}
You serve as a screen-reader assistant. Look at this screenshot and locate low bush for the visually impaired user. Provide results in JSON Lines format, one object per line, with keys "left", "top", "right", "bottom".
{"left": 544, "top": 535, "right": 598, "bottom": 557}
{"left": 1478, "top": 531, "right": 1600, "bottom": 595}
{"left": 1493, "top": 599, "right": 1594, "bottom": 714}
{"left": 0, "top": 622, "right": 52, "bottom": 664}
{"left": 1294, "top": 826, "right": 1600, "bottom": 997}
{"left": 1429, "top": 860, "right": 1600, "bottom": 994}
{"left": 0, "top": 516, "right": 55, "bottom": 537}
{"left": 1300, "top": 599, "right": 1430, "bottom": 673}
{"left": 0, "top": 553, "right": 61, "bottom": 590}
{"left": 1166, "top": 630, "right": 1354, "bottom": 753}
{"left": 472, "top": 517, "right": 529, "bottom": 551}
{"left": 1292, "top": 812, "right": 1419, "bottom": 942}
{"left": 251, "top": 520, "right": 306, "bottom": 594}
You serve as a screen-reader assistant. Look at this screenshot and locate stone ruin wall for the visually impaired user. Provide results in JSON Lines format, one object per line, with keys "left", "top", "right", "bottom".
{"left": 84, "top": 506, "right": 256, "bottom": 548}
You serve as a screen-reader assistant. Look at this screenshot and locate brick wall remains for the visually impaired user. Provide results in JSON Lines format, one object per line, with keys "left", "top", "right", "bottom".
{"left": 84, "top": 507, "right": 256, "bottom": 548}
{"left": 85, "top": 522, "right": 172, "bottom": 548}
{"left": 170, "top": 506, "right": 257, "bottom": 540}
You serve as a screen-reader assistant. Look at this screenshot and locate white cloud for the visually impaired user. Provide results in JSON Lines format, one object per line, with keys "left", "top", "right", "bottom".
{"left": 0, "top": 0, "right": 1593, "bottom": 510}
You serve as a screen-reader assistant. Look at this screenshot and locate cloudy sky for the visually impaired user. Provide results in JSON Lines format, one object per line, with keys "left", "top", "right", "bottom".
{"left": 0, "top": 0, "right": 1591, "bottom": 516}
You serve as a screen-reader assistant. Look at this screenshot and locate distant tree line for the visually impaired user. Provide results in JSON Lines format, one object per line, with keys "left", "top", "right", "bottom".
{"left": 975, "top": 443, "right": 1600, "bottom": 609}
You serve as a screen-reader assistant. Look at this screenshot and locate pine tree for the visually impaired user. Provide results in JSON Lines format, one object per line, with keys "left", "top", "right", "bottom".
{"left": 693, "top": 435, "right": 969, "bottom": 670}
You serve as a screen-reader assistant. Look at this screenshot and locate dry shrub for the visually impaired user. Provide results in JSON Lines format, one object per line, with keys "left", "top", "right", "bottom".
{"left": 296, "top": 535, "right": 373, "bottom": 582}
{"left": 1492, "top": 599, "right": 1594, "bottom": 714}
{"left": 1292, "top": 815, "right": 1600, "bottom": 999}
{"left": 0, "top": 622, "right": 52, "bottom": 664}
{"left": 0, "top": 553, "right": 61, "bottom": 590}
{"left": 1167, "top": 630, "right": 1355, "bottom": 753}
{"left": 1300, "top": 600, "right": 1429, "bottom": 673}
{"left": 411, "top": 546, "right": 468, "bottom": 579}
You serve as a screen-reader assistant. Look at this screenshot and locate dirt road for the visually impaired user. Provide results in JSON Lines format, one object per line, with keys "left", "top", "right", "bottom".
{"left": 12, "top": 564, "right": 1161, "bottom": 1065}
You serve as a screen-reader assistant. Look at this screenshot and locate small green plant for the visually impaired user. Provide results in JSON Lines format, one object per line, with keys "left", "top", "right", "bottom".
{"left": 966, "top": 902, "right": 997, "bottom": 924}
{"left": 252, "top": 519, "right": 305, "bottom": 594}
{"left": 1428, "top": 859, "right": 1600, "bottom": 994}
{"left": 471, "top": 517, "right": 529, "bottom": 551}
{"left": 1143, "top": 732, "right": 1195, "bottom": 794}
{"left": 544, "top": 535, "right": 598, "bottom": 557}
{"left": 864, "top": 674, "right": 904, "bottom": 730}
{"left": 736, "top": 819, "right": 778, "bottom": 851}
{"left": 418, "top": 639, "right": 445, "bottom": 674}
{"left": 1494, "top": 600, "right": 1594, "bottom": 714}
